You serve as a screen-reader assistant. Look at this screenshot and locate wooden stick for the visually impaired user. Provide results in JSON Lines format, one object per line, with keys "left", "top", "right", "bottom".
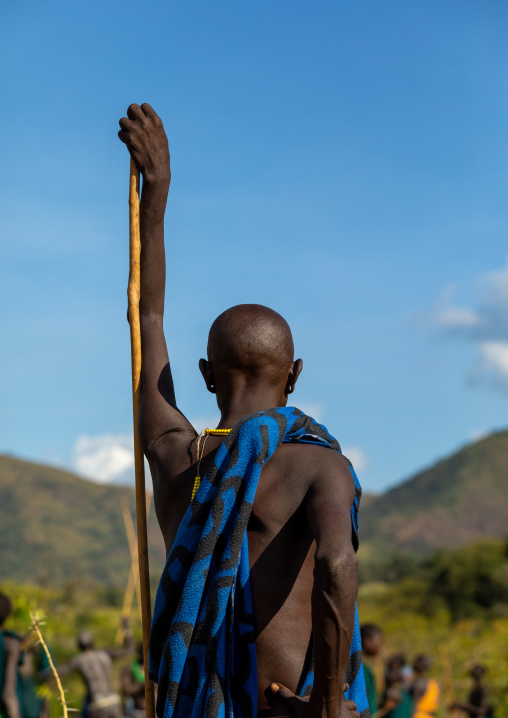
{"left": 128, "top": 158, "right": 155, "bottom": 718}
{"left": 122, "top": 498, "right": 143, "bottom": 622}
{"left": 115, "top": 499, "right": 141, "bottom": 645}
{"left": 116, "top": 495, "right": 153, "bottom": 645}
{"left": 115, "top": 562, "right": 136, "bottom": 646}
{"left": 30, "top": 612, "right": 68, "bottom": 718}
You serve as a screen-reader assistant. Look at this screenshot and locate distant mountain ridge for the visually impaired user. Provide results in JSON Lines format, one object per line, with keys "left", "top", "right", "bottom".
{"left": 0, "top": 454, "right": 166, "bottom": 586}
{"left": 359, "top": 429, "right": 508, "bottom": 556}
{"left": 1, "top": 429, "right": 507, "bottom": 585}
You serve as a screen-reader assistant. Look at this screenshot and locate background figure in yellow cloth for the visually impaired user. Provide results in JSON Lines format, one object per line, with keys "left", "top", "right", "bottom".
{"left": 411, "top": 655, "right": 440, "bottom": 718}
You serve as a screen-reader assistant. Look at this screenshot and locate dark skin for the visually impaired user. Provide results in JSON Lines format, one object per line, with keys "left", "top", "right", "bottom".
{"left": 121, "top": 644, "right": 145, "bottom": 712}
{"left": 118, "top": 104, "right": 360, "bottom": 718}
{"left": 47, "top": 619, "right": 134, "bottom": 696}
{"left": 1, "top": 633, "right": 20, "bottom": 718}
{"left": 450, "top": 667, "right": 492, "bottom": 718}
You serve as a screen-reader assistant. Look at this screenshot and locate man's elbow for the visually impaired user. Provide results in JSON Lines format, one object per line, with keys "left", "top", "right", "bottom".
{"left": 314, "top": 546, "right": 358, "bottom": 593}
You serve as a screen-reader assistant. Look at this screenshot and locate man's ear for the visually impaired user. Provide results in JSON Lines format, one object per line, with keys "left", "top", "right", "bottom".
{"left": 285, "top": 358, "right": 303, "bottom": 395}
{"left": 199, "top": 358, "right": 216, "bottom": 393}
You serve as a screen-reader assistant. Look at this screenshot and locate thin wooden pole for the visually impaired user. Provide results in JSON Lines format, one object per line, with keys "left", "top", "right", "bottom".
{"left": 122, "top": 499, "right": 143, "bottom": 622}
{"left": 116, "top": 495, "right": 153, "bottom": 645}
{"left": 128, "top": 158, "right": 155, "bottom": 718}
{"left": 30, "top": 613, "right": 68, "bottom": 718}
{"left": 115, "top": 561, "right": 136, "bottom": 645}
{"left": 115, "top": 499, "right": 141, "bottom": 646}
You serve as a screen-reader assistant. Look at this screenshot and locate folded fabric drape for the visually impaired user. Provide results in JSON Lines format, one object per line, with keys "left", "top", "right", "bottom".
{"left": 149, "top": 406, "right": 369, "bottom": 718}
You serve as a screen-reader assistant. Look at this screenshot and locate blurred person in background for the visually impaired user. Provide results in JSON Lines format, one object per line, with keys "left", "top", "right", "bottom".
{"left": 382, "top": 654, "right": 413, "bottom": 718}
{"left": 43, "top": 619, "right": 133, "bottom": 718}
{"left": 121, "top": 642, "right": 145, "bottom": 718}
{"left": 450, "top": 665, "right": 493, "bottom": 718}
{"left": 18, "top": 638, "right": 51, "bottom": 718}
{"left": 410, "top": 655, "right": 439, "bottom": 718}
{"left": 0, "top": 592, "right": 21, "bottom": 718}
{"left": 361, "top": 624, "right": 383, "bottom": 715}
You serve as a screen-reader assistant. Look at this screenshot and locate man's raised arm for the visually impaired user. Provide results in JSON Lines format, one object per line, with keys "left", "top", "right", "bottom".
{"left": 118, "top": 104, "right": 196, "bottom": 457}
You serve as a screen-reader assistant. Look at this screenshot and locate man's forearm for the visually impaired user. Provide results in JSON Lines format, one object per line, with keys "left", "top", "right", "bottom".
{"left": 309, "top": 551, "right": 358, "bottom": 718}
{"left": 139, "top": 178, "right": 170, "bottom": 318}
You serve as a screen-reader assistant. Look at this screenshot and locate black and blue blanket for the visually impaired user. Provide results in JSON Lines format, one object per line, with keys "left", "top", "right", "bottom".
{"left": 149, "top": 406, "right": 369, "bottom": 718}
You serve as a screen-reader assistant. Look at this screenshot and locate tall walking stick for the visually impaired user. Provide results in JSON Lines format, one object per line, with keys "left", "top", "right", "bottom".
{"left": 128, "top": 158, "right": 156, "bottom": 718}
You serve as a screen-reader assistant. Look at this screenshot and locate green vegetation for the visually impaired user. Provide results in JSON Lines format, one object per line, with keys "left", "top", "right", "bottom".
{"left": 2, "top": 538, "right": 508, "bottom": 718}
{"left": 360, "top": 537, "right": 508, "bottom": 621}
{"left": 358, "top": 538, "right": 508, "bottom": 718}
{"left": 2, "top": 578, "right": 143, "bottom": 718}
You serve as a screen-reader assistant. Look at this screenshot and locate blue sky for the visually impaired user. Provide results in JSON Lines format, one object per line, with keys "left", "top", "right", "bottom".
{"left": 1, "top": 1, "right": 508, "bottom": 492}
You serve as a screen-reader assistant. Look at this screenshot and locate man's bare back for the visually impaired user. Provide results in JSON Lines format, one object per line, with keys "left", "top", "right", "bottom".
{"left": 118, "top": 104, "right": 361, "bottom": 718}
{"left": 149, "top": 435, "right": 355, "bottom": 715}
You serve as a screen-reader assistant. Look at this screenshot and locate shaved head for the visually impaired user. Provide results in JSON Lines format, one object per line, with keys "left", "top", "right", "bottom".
{"left": 208, "top": 305, "right": 294, "bottom": 381}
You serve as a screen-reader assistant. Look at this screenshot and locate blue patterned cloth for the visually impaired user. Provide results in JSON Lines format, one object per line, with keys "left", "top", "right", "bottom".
{"left": 149, "top": 406, "right": 369, "bottom": 718}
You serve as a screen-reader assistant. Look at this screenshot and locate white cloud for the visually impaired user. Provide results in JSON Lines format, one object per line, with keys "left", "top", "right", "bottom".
{"left": 73, "top": 433, "right": 135, "bottom": 484}
{"left": 431, "top": 260, "right": 508, "bottom": 392}
{"left": 434, "top": 306, "right": 480, "bottom": 329}
{"left": 471, "top": 341, "right": 508, "bottom": 389}
{"left": 342, "top": 446, "right": 368, "bottom": 473}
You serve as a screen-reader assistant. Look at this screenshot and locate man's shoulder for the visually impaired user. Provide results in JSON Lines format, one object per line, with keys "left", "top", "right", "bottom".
{"left": 275, "top": 442, "right": 352, "bottom": 476}
{"left": 269, "top": 442, "right": 354, "bottom": 497}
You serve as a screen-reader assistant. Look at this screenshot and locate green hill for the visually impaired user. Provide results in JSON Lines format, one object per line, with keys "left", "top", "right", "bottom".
{"left": 1, "top": 429, "right": 508, "bottom": 586}
{"left": 0, "top": 454, "right": 166, "bottom": 585}
{"left": 359, "top": 429, "right": 508, "bottom": 555}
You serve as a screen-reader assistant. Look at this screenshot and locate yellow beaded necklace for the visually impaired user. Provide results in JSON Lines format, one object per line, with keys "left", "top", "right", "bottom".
{"left": 192, "top": 428, "right": 232, "bottom": 501}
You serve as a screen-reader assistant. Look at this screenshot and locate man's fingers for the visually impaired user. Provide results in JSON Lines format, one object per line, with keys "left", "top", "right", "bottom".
{"left": 118, "top": 128, "right": 137, "bottom": 146}
{"left": 271, "top": 682, "right": 295, "bottom": 702}
{"left": 343, "top": 699, "right": 358, "bottom": 710}
{"left": 127, "top": 103, "right": 145, "bottom": 122}
{"left": 118, "top": 130, "right": 139, "bottom": 162}
{"left": 270, "top": 683, "right": 306, "bottom": 718}
{"left": 119, "top": 115, "right": 136, "bottom": 131}
{"left": 342, "top": 701, "right": 359, "bottom": 718}
{"left": 140, "top": 103, "right": 160, "bottom": 121}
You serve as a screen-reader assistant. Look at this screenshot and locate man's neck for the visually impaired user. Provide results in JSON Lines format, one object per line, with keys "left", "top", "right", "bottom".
{"left": 217, "top": 394, "right": 286, "bottom": 430}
